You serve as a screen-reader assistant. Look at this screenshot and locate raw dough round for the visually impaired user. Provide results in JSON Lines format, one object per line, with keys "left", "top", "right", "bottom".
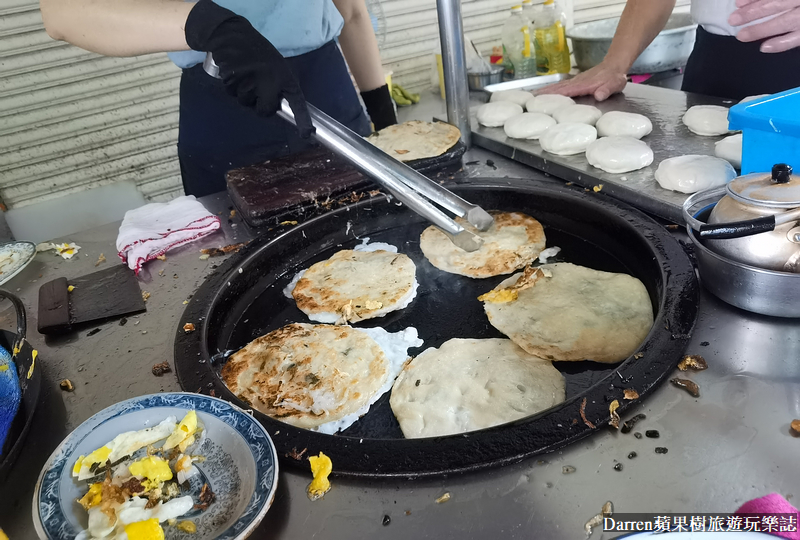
{"left": 654, "top": 155, "right": 737, "bottom": 194}
{"left": 682, "top": 105, "right": 732, "bottom": 136}
{"left": 539, "top": 122, "right": 597, "bottom": 155}
{"left": 596, "top": 111, "right": 653, "bottom": 139}
{"left": 715, "top": 133, "right": 743, "bottom": 169}
{"left": 481, "top": 263, "right": 654, "bottom": 363}
{"left": 477, "top": 101, "right": 524, "bottom": 127}
{"left": 390, "top": 338, "right": 566, "bottom": 438}
{"left": 740, "top": 94, "right": 770, "bottom": 104}
{"left": 490, "top": 89, "right": 534, "bottom": 107}
{"left": 586, "top": 136, "right": 654, "bottom": 174}
{"left": 503, "top": 112, "right": 557, "bottom": 140}
{"left": 552, "top": 104, "right": 602, "bottom": 126}
{"left": 526, "top": 94, "right": 575, "bottom": 115}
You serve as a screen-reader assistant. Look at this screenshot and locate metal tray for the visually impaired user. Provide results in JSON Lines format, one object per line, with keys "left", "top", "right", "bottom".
{"left": 484, "top": 73, "right": 570, "bottom": 95}
{"left": 472, "top": 83, "right": 735, "bottom": 223}
{"left": 175, "top": 178, "right": 698, "bottom": 477}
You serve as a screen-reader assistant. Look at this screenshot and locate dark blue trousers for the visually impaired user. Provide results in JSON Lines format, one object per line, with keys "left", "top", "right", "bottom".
{"left": 177, "top": 40, "right": 371, "bottom": 197}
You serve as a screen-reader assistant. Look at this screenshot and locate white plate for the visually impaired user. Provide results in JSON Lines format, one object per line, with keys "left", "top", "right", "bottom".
{"left": 0, "top": 241, "right": 35, "bottom": 286}
{"left": 33, "top": 392, "right": 278, "bottom": 540}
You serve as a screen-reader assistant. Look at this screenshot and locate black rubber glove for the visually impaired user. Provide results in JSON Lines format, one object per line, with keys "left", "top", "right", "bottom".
{"left": 185, "top": 0, "right": 314, "bottom": 138}
{"left": 360, "top": 84, "right": 397, "bottom": 131}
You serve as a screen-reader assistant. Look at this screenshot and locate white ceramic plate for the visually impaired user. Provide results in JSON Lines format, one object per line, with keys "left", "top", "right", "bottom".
{"left": 33, "top": 392, "right": 278, "bottom": 540}
{"left": 0, "top": 241, "right": 35, "bottom": 286}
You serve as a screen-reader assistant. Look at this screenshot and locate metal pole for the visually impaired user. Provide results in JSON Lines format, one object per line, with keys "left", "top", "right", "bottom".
{"left": 436, "top": 0, "right": 472, "bottom": 148}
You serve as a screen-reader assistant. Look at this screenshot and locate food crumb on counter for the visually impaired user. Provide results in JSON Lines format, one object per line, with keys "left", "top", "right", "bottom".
{"left": 700, "top": 341, "right": 709, "bottom": 346}
{"left": 580, "top": 397, "right": 596, "bottom": 429}
{"left": 671, "top": 377, "right": 700, "bottom": 397}
{"left": 790, "top": 419, "right": 800, "bottom": 437}
{"left": 435, "top": 492, "right": 451, "bottom": 504}
{"left": 152, "top": 361, "right": 172, "bottom": 376}
{"left": 279, "top": 220, "right": 298, "bottom": 226}
{"left": 608, "top": 400, "right": 621, "bottom": 429}
{"left": 628, "top": 451, "right": 637, "bottom": 459}
{"left": 621, "top": 414, "right": 646, "bottom": 433}
{"left": 307, "top": 452, "right": 332, "bottom": 501}
{"left": 87, "top": 328, "right": 101, "bottom": 337}
{"left": 285, "top": 447, "right": 308, "bottom": 461}
{"left": 678, "top": 354, "right": 708, "bottom": 371}
{"left": 645, "top": 430, "right": 660, "bottom": 439}
{"left": 562, "top": 465, "right": 576, "bottom": 474}
{"left": 183, "top": 323, "right": 195, "bottom": 333}
{"left": 584, "top": 501, "right": 613, "bottom": 538}
{"left": 382, "top": 515, "right": 391, "bottom": 526}
{"left": 59, "top": 379, "right": 74, "bottom": 391}
{"left": 156, "top": 254, "right": 167, "bottom": 261}
{"left": 142, "top": 291, "right": 150, "bottom": 302}
{"left": 199, "top": 254, "right": 210, "bottom": 260}
{"left": 593, "top": 184, "right": 603, "bottom": 193}
{"left": 655, "top": 447, "right": 668, "bottom": 454}
{"left": 623, "top": 389, "right": 639, "bottom": 400}
{"left": 634, "top": 432, "right": 643, "bottom": 439}
{"left": 67, "top": 285, "right": 75, "bottom": 292}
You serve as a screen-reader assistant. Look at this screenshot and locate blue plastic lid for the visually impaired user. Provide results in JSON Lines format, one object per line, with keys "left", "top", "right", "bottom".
{"left": 728, "top": 86, "right": 800, "bottom": 136}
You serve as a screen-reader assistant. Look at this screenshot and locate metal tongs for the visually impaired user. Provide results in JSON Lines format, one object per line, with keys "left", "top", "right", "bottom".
{"left": 276, "top": 100, "right": 493, "bottom": 251}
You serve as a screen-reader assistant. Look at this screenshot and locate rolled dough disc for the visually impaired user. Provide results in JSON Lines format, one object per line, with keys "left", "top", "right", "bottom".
{"left": 539, "top": 122, "right": 597, "bottom": 155}
{"left": 477, "top": 101, "right": 524, "bottom": 127}
{"left": 526, "top": 94, "right": 575, "bottom": 115}
{"left": 552, "top": 104, "right": 602, "bottom": 126}
{"left": 586, "top": 136, "right": 654, "bottom": 174}
{"left": 682, "top": 105, "right": 732, "bottom": 136}
{"left": 503, "top": 112, "right": 557, "bottom": 140}
{"left": 596, "top": 111, "right": 653, "bottom": 139}
{"left": 655, "top": 155, "right": 737, "bottom": 194}
{"left": 490, "top": 89, "right": 534, "bottom": 107}
{"left": 714, "top": 133, "right": 743, "bottom": 169}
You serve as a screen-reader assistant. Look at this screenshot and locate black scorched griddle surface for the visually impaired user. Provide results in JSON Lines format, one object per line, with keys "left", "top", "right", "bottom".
{"left": 175, "top": 178, "right": 699, "bottom": 477}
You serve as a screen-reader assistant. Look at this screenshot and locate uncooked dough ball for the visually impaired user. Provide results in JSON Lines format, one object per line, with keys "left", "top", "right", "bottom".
{"left": 490, "top": 89, "right": 534, "bottom": 107}
{"left": 477, "top": 101, "right": 524, "bottom": 127}
{"left": 539, "top": 122, "right": 597, "bottom": 156}
{"left": 503, "top": 113, "right": 557, "bottom": 140}
{"left": 655, "top": 155, "right": 737, "bottom": 194}
{"left": 715, "top": 133, "right": 743, "bottom": 169}
{"left": 682, "top": 105, "right": 732, "bottom": 136}
{"left": 596, "top": 111, "right": 653, "bottom": 139}
{"left": 527, "top": 94, "right": 575, "bottom": 115}
{"left": 553, "top": 104, "right": 602, "bottom": 126}
{"left": 586, "top": 137, "right": 654, "bottom": 174}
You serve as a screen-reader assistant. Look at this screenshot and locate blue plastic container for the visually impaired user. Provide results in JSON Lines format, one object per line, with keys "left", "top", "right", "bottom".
{"left": 728, "top": 86, "right": 800, "bottom": 175}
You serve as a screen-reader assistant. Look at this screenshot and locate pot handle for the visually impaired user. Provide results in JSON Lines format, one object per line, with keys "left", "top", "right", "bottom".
{"left": 698, "top": 216, "right": 776, "bottom": 239}
{"left": 682, "top": 186, "right": 727, "bottom": 232}
{"left": 0, "top": 289, "right": 27, "bottom": 354}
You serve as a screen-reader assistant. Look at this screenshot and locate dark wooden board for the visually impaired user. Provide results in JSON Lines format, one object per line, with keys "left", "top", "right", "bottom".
{"left": 37, "top": 265, "right": 146, "bottom": 335}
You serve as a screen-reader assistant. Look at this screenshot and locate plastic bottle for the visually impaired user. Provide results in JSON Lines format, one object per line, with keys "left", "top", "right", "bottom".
{"left": 521, "top": 0, "right": 535, "bottom": 26}
{"left": 501, "top": 6, "right": 536, "bottom": 80}
{"left": 533, "top": 0, "right": 571, "bottom": 75}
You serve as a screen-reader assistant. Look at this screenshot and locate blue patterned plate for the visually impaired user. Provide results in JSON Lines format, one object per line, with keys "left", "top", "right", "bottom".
{"left": 0, "top": 241, "right": 35, "bottom": 286}
{"left": 33, "top": 392, "right": 278, "bottom": 540}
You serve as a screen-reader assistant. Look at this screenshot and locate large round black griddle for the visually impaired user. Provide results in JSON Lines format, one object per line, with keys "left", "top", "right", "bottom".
{"left": 175, "top": 178, "right": 699, "bottom": 477}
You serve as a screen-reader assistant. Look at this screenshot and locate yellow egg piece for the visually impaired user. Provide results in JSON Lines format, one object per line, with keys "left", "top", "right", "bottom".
{"left": 164, "top": 410, "right": 197, "bottom": 450}
{"left": 73, "top": 456, "right": 85, "bottom": 475}
{"left": 176, "top": 521, "right": 197, "bottom": 533}
{"left": 129, "top": 456, "right": 173, "bottom": 483}
{"left": 124, "top": 519, "right": 165, "bottom": 540}
{"left": 78, "top": 483, "right": 103, "bottom": 509}
{"left": 307, "top": 452, "right": 332, "bottom": 501}
{"left": 83, "top": 446, "right": 112, "bottom": 468}
{"left": 477, "top": 288, "right": 518, "bottom": 304}
{"left": 0, "top": 527, "right": 8, "bottom": 540}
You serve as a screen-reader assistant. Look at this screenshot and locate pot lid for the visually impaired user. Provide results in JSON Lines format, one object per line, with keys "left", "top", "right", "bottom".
{"left": 727, "top": 164, "right": 800, "bottom": 208}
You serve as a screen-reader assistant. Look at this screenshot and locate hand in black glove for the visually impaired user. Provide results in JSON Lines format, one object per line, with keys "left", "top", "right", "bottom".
{"left": 360, "top": 84, "right": 397, "bottom": 132}
{"left": 185, "top": 0, "right": 314, "bottom": 138}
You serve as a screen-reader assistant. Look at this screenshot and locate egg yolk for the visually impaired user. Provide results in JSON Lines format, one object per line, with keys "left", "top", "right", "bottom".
{"left": 77, "top": 445, "right": 112, "bottom": 473}
{"left": 78, "top": 483, "right": 103, "bottom": 509}
{"left": 307, "top": 452, "right": 332, "bottom": 501}
{"left": 477, "top": 289, "right": 518, "bottom": 304}
{"left": 124, "top": 519, "right": 164, "bottom": 540}
{"left": 129, "top": 456, "right": 173, "bottom": 483}
{"left": 164, "top": 410, "right": 198, "bottom": 451}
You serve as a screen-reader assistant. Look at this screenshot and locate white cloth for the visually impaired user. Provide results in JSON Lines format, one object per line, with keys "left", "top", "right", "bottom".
{"left": 692, "top": 0, "right": 783, "bottom": 36}
{"left": 116, "top": 196, "right": 221, "bottom": 273}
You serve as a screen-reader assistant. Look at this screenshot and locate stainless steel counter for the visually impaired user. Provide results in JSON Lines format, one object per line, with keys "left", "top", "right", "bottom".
{"left": 1, "top": 94, "right": 798, "bottom": 540}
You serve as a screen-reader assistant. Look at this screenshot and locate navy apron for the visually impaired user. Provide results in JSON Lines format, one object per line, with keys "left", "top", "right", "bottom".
{"left": 682, "top": 26, "right": 800, "bottom": 100}
{"left": 177, "top": 40, "right": 371, "bottom": 197}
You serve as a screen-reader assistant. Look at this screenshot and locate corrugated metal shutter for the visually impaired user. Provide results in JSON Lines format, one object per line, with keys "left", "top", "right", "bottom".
{"left": 0, "top": 0, "right": 183, "bottom": 209}
{"left": 381, "top": 0, "right": 691, "bottom": 93}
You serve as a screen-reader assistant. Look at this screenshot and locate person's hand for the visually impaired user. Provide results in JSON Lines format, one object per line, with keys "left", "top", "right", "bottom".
{"left": 360, "top": 84, "right": 397, "bottom": 131}
{"left": 535, "top": 62, "right": 628, "bottom": 101}
{"left": 185, "top": 0, "right": 314, "bottom": 138}
{"left": 729, "top": 0, "right": 800, "bottom": 53}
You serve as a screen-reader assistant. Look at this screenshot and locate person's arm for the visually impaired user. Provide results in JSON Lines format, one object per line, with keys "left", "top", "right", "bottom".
{"left": 333, "top": 0, "right": 396, "bottom": 130}
{"left": 729, "top": 0, "right": 800, "bottom": 53}
{"left": 40, "top": 0, "right": 193, "bottom": 56}
{"left": 539, "top": 0, "right": 676, "bottom": 100}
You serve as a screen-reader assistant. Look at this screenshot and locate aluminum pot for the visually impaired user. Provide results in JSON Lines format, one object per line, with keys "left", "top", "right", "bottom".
{"left": 467, "top": 65, "right": 504, "bottom": 91}
{"left": 567, "top": 13, "right": 697, "bottom": 74}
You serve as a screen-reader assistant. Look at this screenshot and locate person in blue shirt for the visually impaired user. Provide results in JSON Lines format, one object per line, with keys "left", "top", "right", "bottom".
{"left": 39, "top": 0, "right": 397, "bottom": 197}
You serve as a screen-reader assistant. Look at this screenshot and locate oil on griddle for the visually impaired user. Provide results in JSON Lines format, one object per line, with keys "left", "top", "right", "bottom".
{"left": 214, "top": 209, "right": 650, "bottom": 440}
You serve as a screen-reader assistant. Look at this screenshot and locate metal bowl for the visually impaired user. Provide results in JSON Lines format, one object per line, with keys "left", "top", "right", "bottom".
{"left": 467, "top": 65, "right": 504, "bottom": 91}
{"left": 684, "top": 193, "right": 800, "bottom": 318}
{"left": 567, "top": 13, "right": 697, "bottom": 74}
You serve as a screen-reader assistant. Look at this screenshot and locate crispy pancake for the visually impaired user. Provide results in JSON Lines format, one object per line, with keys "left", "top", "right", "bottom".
{"left": 221, "top": 323, "right": 389, "bottom": 430}
{"left": 367, "top": 120, "right": 461, "bottom": 162}
{"left": 292, "top": 249, "right": 417, "bottom": 323}
{"left": 419, "top": 211, "right": 546, "bottom": 278}
{"left": 390, "top": 338, "right": 565, "bottom": 438}
{"left": 481, "top": 263, "right": 653, "bottom": 363}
